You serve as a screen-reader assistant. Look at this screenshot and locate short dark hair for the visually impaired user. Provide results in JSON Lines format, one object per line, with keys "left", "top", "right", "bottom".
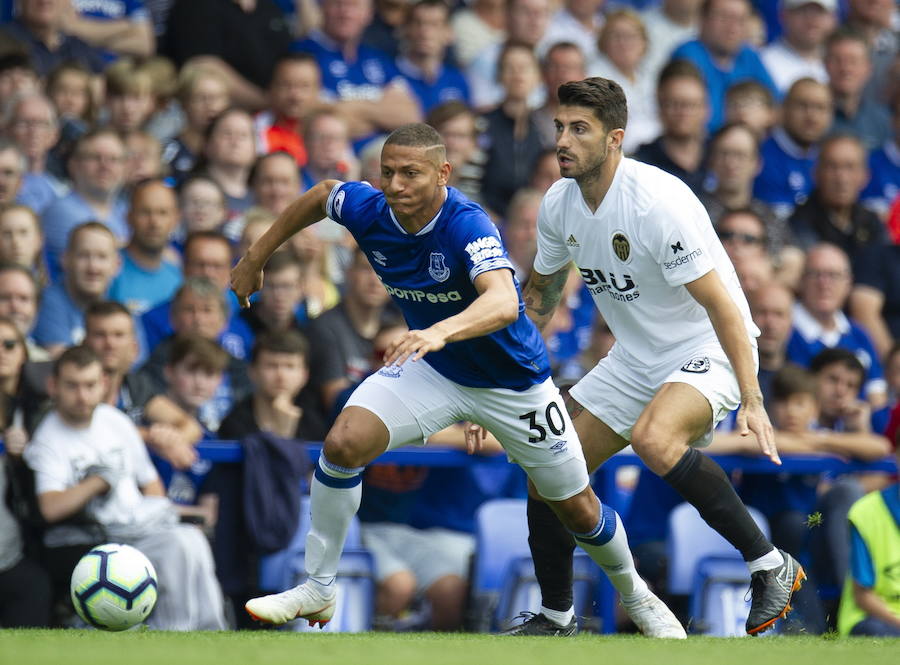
{"left": 272, "top": 52, "right": 319, "bottom": 80}
{"left": 709, "top": 121, "right": 760, "bottom": 156}
{"left": 542, "top": 41, "right": 584, "bottom": 70}
{"left": 129, "top": 177, "right": 173, "bottom": 207}
{"left": 426, "top": 101, "right": 475, "bottom": 132}
{"left": 716, "top": 208, "right": 769, "bottom": 246}
{"left": 249, "top": 151, "right": 298, "bottom": 187}
{"left": 725, "top": 80, "right": 775, "bottom": 108}
{"left": 251, "top": 330, "right": 309, "bottom": 363}
{"left": 557, "top": 77, "right": 628, "bottom": 131}
{"left": 167, "top": 333, "right": 229, "bottom": 373}
{"left": 264, "top": 250, "right": 302, "bottom": 275}
{"left": 0, "top": 262, "right": 38, "bottom": 291}
{"left": 809, "top": 348, "right": 866, "bottom": 384}
{"left": 183, "top": 230, "right": 230, "bottom": 260}
{"left": 825, "top": 26, "right": 871, "bottom": 57}
{"left": 384, "top": 123, "right": 445, "bottom": 150}
{"left": 85, "top": 300, "right": 132, "bottom": 322}
{"left": 772, "top": 364, "right": 817, "bottom": 403}
{"left": 658, "top": 59, "right": 705, "bottom": 90}
{"left": 407, "top": 0, "right": 450, "bottom": 24}
{"left": 53, "top": 345, "right": 101, "bottom": 377}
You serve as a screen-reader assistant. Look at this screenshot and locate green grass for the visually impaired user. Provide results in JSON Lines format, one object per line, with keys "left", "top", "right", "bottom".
{"left": 2, "top": 630, "right": 899, "bottom": 665}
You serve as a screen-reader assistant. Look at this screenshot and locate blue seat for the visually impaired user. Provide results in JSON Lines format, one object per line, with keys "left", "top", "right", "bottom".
{"left": 259, "top": 494, "right": 363, "bottom": 592}
{"left": 667, "top": 502, "right": 770, "bottom": 636}
{"left": 470, "top": 499, "right": 531, "bottom": 631}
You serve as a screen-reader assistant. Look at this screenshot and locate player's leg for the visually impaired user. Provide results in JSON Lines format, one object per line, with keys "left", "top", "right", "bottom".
{"left": 632, "top": 379, "right": 804, "bottom": 635}
{"left": 516, "top": 399, "right": 629, "bottom": 634}
{"left": 246, "top": 361, "right": 462, "bottom": 626}
{"left": 245, "top": 405, "right": 392, "bottom": 626}
{"left": 471, "top": 378, "right": 683, "bottom": 638}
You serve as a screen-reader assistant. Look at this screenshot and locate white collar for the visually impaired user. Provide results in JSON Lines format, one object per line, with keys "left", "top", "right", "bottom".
{"left": 773, "top": 126, "right": 818, "bottom": 161}
{"left": 792, "top": 302, "right": 850, "bottom": 347}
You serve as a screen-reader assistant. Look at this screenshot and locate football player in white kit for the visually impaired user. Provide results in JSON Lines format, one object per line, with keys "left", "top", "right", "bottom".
{"left": 502, "top": 78, "right": 805, "bottom": 636}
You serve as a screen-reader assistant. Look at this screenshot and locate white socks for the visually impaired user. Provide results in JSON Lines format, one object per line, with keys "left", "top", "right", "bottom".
{"left": 304, "top": 456, "right": 363, "bottom": 588}
{"left": 747, "top": 548, "right": 784, "bottom": 574}
{"left": 571, "top": 504, "right": 649, "bottom": 605}
{"left": 541, "top": 605, "right": 575, "bottom": 627}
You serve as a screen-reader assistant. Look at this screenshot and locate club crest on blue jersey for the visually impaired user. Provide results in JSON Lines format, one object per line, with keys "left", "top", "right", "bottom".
{"left": 428, "top": 252, "right": 450, "bottom": 282}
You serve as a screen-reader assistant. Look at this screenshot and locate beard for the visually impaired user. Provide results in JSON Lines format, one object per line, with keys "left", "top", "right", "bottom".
{"left": 570, "top": 141, "right": 609, "bottom": 185}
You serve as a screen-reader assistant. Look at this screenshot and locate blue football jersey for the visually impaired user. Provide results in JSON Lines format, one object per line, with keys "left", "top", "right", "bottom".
{"left": 325, "top": 182, "right": 550, "bottom": 390}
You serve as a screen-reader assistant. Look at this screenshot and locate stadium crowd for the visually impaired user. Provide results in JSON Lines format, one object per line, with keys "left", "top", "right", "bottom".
{"left": 0, "top": 0, "right": 898, "bottom": 637}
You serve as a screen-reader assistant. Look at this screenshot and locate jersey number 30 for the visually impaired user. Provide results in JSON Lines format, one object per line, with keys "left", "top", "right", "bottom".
{"left": 519, "top": 402, "right": 566, "bottom": 443}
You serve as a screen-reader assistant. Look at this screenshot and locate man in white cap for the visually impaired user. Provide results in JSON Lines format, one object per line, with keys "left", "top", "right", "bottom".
{"left": 760, "top": 0, "right": 837, "bottom": 94}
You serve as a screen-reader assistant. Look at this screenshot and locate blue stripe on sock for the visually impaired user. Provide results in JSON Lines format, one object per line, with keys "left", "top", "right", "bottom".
{"left": 571, "top": 503, "right": 618, "bottom": 547}
{"left": 314, "top": 464, "right": 362, "bottom": 489}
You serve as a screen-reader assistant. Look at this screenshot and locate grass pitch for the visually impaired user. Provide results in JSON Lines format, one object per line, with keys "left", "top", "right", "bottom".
{"left": 3, "top": 630, "right": 898, "bottom": 665}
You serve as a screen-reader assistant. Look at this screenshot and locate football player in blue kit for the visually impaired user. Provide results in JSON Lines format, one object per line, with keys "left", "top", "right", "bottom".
{"left": 231, "top": 123, "right": 684, "bottom": 636}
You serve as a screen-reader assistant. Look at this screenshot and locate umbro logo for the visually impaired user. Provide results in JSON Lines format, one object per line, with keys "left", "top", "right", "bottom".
{"left": 671, "top": 241, "right": 684, "bottom": 254}
{"left": 566, "top": 234, "right": 580, "bottom": 247}
{"left": 372, "top": 251, "right": 388, "bottom": 266}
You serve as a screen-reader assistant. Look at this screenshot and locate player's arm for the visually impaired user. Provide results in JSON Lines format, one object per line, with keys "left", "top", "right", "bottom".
{"left": 37, "top": 477, "right": 110, "bottom": 523}
{"left": 140, "top": 478, "right": 166, "bottom": 497}
{"left": 383, "top": 269, "right": 520, "bottom": 366}
{"left": 522, "top": 266, "right": 570, "bottom": 332}
{"left": 231, "top": 179, "right": 341, "bottom": 307}
{"left": 685, "top": 270, "right": 780, "bottom": 464}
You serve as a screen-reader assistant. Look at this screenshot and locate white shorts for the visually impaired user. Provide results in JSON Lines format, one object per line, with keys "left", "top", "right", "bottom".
{"left": 360, "top": 523, "right": 474, "bottom": 590}
{"left": 344, "top": 359, "right": 589, "bottom": 501}
{"left": 569, "top": 341, "right": 753, "bottom": 448}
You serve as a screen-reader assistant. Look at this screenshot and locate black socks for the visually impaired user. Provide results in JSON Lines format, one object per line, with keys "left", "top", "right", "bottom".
{"left": 526, "top": 495, "right": 576, "bottom": 612}
{"left": 662, "top": 447, "right": 772, "bottom": 562}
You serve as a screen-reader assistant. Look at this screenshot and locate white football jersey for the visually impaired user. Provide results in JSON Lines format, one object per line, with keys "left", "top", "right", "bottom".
{"left": 534, "top": 158, "right": 759, "bottom": 367}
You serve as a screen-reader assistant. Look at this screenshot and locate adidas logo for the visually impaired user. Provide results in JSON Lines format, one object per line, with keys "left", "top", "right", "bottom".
{"left": 566, "top": 234, "right": 580, "bottom": 247}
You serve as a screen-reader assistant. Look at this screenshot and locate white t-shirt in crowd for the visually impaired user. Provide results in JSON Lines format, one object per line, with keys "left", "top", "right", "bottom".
{"left": 26, "top": 404, "right": 162, "bottom": 531}
{"left": 534, "top": 158, "right": 759, "bottom": 366}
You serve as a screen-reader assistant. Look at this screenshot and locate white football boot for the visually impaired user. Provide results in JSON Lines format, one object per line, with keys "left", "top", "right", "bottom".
{"left": 245, "top": 581, "right": 336, "bottom": 628}
{"left": 622, "top": 591, "right": 687, "bottom": 639}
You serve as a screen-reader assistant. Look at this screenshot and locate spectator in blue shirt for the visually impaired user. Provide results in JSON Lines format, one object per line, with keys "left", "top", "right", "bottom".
{"left": 41, "top": 128, "right": 129, "bottom": 281}
{"left": 670, "top": 0, "right": 778, "bottom": 131}
{"left": 824, "top": 27, "right": 892, "bottom": 150}
{"left": 753, "top": 78, "right": 833, "bottom": 221}
{"left": 5, "top": 92, "right": 68, "bottom": 214}
{"left": 109, "top": 179, "right": 183, "bottom": 317}
{"left": 786, "top": 243, "right": 887, "bottom": 407}
{"left": 860, "top": 96, "right": 900, "bottom": 218}
{"left": 0, "top": 0, "right": 105, "bottom": 76}
{"left": 141, "top": 231, "right": 252, "bottom": 360}
{"left": 33, "top": 222, "right": 121, "bottom": 356}
{"left": 396, "top": 0, "right": 470, "bottom": 115}
{"left": 68, "top": 0, "right": 155, "bottom": 59}
{"left": 291, "top": 0, "right": 421, "bottom": 139}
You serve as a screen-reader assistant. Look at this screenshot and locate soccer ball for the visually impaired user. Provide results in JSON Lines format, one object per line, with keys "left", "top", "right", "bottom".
{"left": 70, "top": 543, "right": 159, "bottom": 631}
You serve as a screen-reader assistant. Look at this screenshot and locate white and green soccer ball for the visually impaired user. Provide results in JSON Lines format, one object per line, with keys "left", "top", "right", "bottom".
{"left": 70, "top": 543, "right": 158, "bottom": 631}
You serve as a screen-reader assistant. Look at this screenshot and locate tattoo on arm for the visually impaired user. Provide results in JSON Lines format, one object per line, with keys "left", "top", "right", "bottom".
{"left": 564, "top": 393, "right": 584, "bottom": 419}
{"left": 524, "top": 267, "right": 569, "bottom": 328}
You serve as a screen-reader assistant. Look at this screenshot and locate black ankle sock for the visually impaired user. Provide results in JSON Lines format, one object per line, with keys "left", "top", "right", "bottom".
{"left": 662, "top": 447, "right": 772, "bottom": 561}
{"left": 527, "top": 495, "right": 576, "bottom": 612}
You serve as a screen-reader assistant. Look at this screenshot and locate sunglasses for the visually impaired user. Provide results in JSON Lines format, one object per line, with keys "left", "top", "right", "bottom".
{"left": 718, "top": 231, "right": 765, "bottom": 245}
{"left": 0, "top": 338, "right": 18, "bottom": 350}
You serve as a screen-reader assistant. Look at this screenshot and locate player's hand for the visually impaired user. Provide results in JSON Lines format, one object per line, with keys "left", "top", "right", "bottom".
{"left": 230, "top": 255, "right": 264, "bottom": 309}
{"left": 737, "top": 392, "right": 780, "bottom": 465}
{"left": 464, "top": 422, "right": 488, "bottom": 455}
{"left": 382, "top": 327, "right": 447, "bottom": 366}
